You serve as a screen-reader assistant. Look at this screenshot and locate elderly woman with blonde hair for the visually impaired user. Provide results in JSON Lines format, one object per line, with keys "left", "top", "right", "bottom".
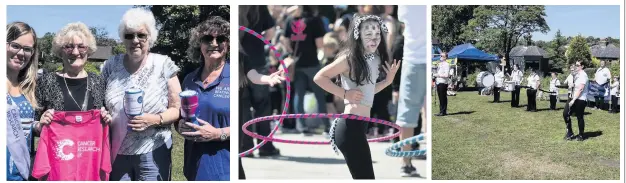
{"left": 102, "top": 8, "right": 182, "bottom": 181}
{"left": 35, "top": 21, "right": 112, "bottom": 133}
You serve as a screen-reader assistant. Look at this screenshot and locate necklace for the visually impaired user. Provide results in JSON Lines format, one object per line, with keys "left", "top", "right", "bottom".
{"left": 62, "top": 72, "right": 89, "bottom": 111}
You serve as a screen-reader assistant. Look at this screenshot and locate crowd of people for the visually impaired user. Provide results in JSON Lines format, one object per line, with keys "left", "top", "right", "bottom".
{"left": 239, "top": 5, "right": 427, "bottom": 179}
{"left": 7, "top": 8, "right": 231, "bottom": 181}
{"left": 434, "top": 53, "right": 620, "bottom": 142}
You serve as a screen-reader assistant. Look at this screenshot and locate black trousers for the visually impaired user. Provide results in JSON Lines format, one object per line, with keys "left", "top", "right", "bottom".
{"left": 334, "top": 118, "right": 375, "bottom": 179}
{"left": 563, "top": 99, "right": 587, "bottom": 136}
{"left": 611, "top": 95, "right": 619, "bottom": 112}
{"left": 526, "top": 89, "right": 537, "bottom": 111}
{"left": 550, "top": 95, "right": 558, "bottom": 110}
{"left": 511, "top": 85, "right": 521, "bottom": 107}
{"left": 436, "top": 83, "right": 448, "bottom": 114}
{"left": 240, "top": 84, "right": 277, "bottom": 153}
{"left": 493, "top": 87, "right": 501, "bottom": 102}
{"left": 595, "top": 96, "right": 605, "bottom": 109}
{"left": 239, "top": 158, "right": 245, "bottom": 180}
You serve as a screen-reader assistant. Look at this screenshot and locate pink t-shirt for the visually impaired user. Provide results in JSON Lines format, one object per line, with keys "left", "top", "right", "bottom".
{"left": 32, "top": 110, "right": 111, "bottom": 181}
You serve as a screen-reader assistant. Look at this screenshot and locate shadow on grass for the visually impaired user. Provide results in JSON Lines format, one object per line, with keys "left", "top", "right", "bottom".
{"left": 582, "top": 131, "right": 603, "bottom": 140}
{"left": 446, "top": 111, "right": 476, "bottom": 116}
{"left": 500, "top": 100, "right": 512, "bottom": 103}
{"left": 248, "top": 155, "right": 370, "bottom": 165}
{"left": 536, "top": 107, "right": 564, "bottom": 112}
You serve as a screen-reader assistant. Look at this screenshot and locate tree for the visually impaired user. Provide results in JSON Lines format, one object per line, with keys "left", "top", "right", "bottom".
{"left": 134, "top": 5, "right": 230, "bottom": 83}
{"left": 566, "top": 34, "right": 592, "bottom": 67}
{"left": 134, "top": 5, "right": 230, "bottom": 65}
{"left": 547, "top": 29, "right": 567, "bottom": 72}
{"left": 89, "top": 27, "right": 118, "bottom": 46}
{"left": 37, "top": 32, "right": 61, "bottom": 65}
{"left": 113, "top": 43, "right": 126, "bottom": 55}
{"left": 431, "top": 5, "right": 478, "bottom": 51}
{"left": 463, "top": 5, "right": 550, "bottom": 71}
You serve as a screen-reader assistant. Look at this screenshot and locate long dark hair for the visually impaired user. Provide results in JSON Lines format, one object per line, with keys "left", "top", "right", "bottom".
{"left": 339, "top": 14, "right": 389, "bottom": 86}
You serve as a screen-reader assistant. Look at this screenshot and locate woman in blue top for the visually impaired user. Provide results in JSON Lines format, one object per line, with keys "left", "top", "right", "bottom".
{"left": 6, "top": 22, "right": 39, "bottom": 181}
{"left": 176, "top": 16, "right": 231, "bottom": 181}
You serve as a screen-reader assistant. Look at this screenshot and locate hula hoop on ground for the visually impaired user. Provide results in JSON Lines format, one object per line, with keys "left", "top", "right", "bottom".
{"left": 238, "top": 26, "right": 401, "bottom": 157}
{"left": 242, "top": 114, "right": 401, "bottom": 144}
{"left": 385, "top": 134, "right": 427, "bottom": 157}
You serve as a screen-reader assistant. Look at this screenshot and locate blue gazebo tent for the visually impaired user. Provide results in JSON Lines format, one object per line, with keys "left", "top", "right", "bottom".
{"left": 432, "top": 43, "right": 499, "bottom": 62}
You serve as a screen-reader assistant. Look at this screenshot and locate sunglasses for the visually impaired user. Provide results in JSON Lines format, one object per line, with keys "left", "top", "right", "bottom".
{"left": 124, "top": 33, "right": 148, "bottom": 41}
{"left": 201, "top": 35, "right": 228, "bottom": 45}
{"left": 7, "top": 42, "right": 34, "bottom": 56}
{"left": 63, "top": 44, "right": 88, "bottom": 53}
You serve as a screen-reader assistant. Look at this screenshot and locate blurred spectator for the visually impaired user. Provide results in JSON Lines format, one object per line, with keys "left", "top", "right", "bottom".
{"left": 280, "top": 5, "right": 329, "bottom": 135}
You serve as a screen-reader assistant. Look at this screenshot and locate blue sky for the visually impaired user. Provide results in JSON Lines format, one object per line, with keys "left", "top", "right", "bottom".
{"left": 532, "top": 5, "right": 620, "bottom": 41}
{"left": 7, "top": 5, "right": 134, "bottom": 39}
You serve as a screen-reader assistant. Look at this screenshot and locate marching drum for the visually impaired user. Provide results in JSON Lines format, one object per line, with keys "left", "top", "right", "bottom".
{"left": 476, "top": 71, "right": 495, "bottom": 88}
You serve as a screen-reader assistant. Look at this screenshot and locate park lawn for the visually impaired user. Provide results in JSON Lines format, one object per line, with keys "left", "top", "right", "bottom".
{"left": 432, "top": 90, "right": 620, "bottom": 180}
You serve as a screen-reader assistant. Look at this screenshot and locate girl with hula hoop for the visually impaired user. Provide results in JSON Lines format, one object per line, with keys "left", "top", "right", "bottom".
{"left": 313, "top": 14, "right": 401, "bottom": 179}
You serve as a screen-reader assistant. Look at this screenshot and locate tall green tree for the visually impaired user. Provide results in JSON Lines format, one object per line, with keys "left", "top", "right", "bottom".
{"left": 89, "top": 27, "right": 118, "bottom": 46}
{"left": 37, "top": 32, "right": 61, "bottom": 65}
{"left": 547, "top": 29, "right": 567, "bottom": 72}
{"left": 463, "top": 5, "right": 550, "bottom": 70}
{"left": 431, "top": 5, "right": 478, "bottom": 51}
{"left": 566, "top": 34, "right": 592, "bottom": 67}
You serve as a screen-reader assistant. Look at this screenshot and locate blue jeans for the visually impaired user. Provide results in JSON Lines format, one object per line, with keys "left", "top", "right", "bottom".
{"left": 110, "top": 144, "right": 172, "bottom": 181}
{"left": 396, "top": 62, "right": 426, "bottom": 128}
{"left": 293, "top": 66, "right": 329, "bottom": 132}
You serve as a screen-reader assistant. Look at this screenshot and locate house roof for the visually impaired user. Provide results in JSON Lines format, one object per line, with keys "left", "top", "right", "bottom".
{"left": 510, "top": 46, "right": 548, "bottom": 58}
{"left": 91, "top": 46, "right": 113, "bottom": 60}
{"left": 591, "top": 44, "right": 620, "bottom": 59}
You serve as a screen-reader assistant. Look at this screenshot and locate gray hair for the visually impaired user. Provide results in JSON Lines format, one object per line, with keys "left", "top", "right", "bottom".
{"left": 118, "top": 8, "right": 158, "bottom": 48}
{"left": 52, "top": 22, "right": 97, "bottom": 57}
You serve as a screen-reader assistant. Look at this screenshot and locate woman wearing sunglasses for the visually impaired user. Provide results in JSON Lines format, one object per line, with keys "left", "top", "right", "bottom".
{"left": 7, "top": 21, "right": 38, "bottom": 181}
{"left": 174, "top": 16, "right": 231, "bottom": 181}
{"left": 102, "top": 8, "right": 182, "bottom": 181}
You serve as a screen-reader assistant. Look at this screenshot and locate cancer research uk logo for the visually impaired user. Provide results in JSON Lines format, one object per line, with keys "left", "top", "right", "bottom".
{"left": 290, "top": 19, "right": 307, "bottom": 41}
{"left": 54, "top": 139, "right": 101, "bottom": 161}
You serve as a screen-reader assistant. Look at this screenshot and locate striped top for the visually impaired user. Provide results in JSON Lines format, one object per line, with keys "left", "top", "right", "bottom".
{"left": 9, "top": 95, "right": 34, "bottom": 139}
{"left": 102, "top": 53, "right": 180, "bottom": 156}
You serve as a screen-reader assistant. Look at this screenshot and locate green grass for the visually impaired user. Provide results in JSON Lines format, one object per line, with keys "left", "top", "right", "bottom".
{"left": 432, "top": 90, "right": 620, "bottom": 180}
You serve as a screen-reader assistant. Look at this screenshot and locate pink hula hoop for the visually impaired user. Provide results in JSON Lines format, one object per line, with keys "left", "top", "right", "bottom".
{"left": 238, "top": 26, "right": 400, "bottom": 157}
{"left": 242, "top": 114, "right": 401, "bottom": 144}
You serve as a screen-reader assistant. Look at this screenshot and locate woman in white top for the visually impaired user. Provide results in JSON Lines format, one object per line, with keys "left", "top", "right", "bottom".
{"left": 609, "top": 76, "right": 620, "bottom": 113}
{"left": 102, "top": 8, "right": 182, "bottom": 181}
{"left": 525, "top": 68, "right": 540, "bottom": 112}
{"left": 549, "top": 72, "right": 561, "bottom": 110}
{"left": 563, "top": 61, "right": 588, "bottom": 141}
{"left": 565, "top": 64, "right": 576, "bottom": 100}
{"left": 510, "top": 64, "right": 523, "bottom": 107}
{"left": 593, "top": 61, "right": 611, "bottom": 110}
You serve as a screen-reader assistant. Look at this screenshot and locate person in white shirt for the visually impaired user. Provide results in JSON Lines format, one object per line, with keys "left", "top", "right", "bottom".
{"left": 609, "top": 76, "right": 620, "bottom": 113}
{"left": 525, "top": 68, "right": 541, "bottom": 112}
{"left": 549, "top": 72, "right": 561, "bottom": 110}
{"left": 593, "top": 61, "right": 611, "bottom": 110}
{"left": 565, "top": 64, "right": 576, "bottom": 100}
{"left": 510, "top": 64, "right": 524, "bottom": 107}
{"left": 563, "top": 61, "right": 588, "bottom": 141}
{"left": 493, "top": 66, "right": 505, "bottom": 103}
{"left": 434, "top": 52, "right": 450, "bottom": 116}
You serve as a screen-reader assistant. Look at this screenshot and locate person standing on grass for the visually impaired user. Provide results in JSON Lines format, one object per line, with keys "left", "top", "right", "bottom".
{"left": 525, "top": 68, "right": 540, "bottom": 112}
{"left": 563, "top": 61, "right": 589, "bottom": 141}
{"left": 434, "top": 52, "right": 449, "bottom": 116}
{"left": 565, "top": 64, "right": 576, "bottom": 100}
{"left": 103, "top": 8, "right": 182, "bottom": 181}
{"left": 609, "top": 76, "right": 619, "bottom": 113}
{"left": 549, "top": 72, "right": 561, "bottom": 110}
{"left": 510, "top": 64, "right": 523, "bottom": 107}
{"left": 593, "top": 60, "right": 611, "bottom": 110}
{"left": 175, "top": 17, "right": 232, "bottom": 181}
{"left": 493, "top": 66, "right": 504, "bottom": 103}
